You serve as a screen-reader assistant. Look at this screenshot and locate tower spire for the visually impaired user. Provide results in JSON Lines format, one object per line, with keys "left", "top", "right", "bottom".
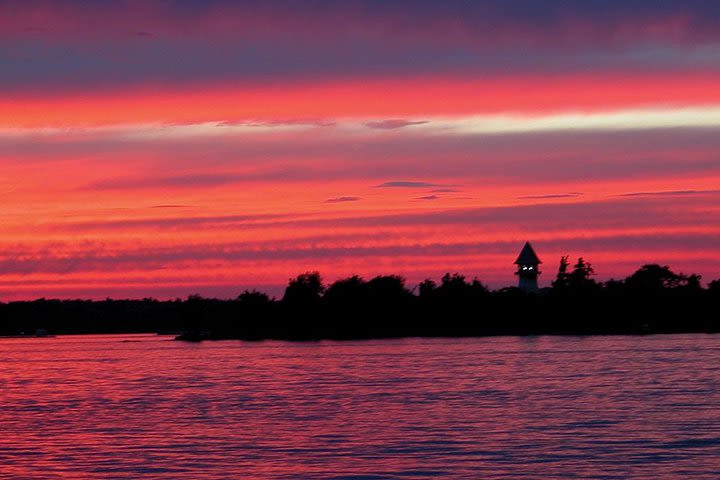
{"left": 515, "top": 242, "right": 541, "bottom": 291}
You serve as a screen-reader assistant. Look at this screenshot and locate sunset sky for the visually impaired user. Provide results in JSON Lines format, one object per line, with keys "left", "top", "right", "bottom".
{"left": 2, "top": 0, "right": 720, "bottom": 300}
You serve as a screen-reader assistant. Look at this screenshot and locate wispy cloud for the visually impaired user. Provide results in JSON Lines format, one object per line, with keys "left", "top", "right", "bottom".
{"left": 82, "top": 167, "right": 314, "bottom": 191}
{"left": 50, "top": 212, "right": 297, "bottom": 232}
{"left": 85, "top": 173, "right": 246, "bottom": 190}
{"left": 417, "top": 195, "right": 440, "bottom": 200}
{"left": 517, "top": 192, "right": 584, "bottom": 200}
{"left": 365, "top": 119, "right": 429, "bottom": 130}
{"left": 325, "top": 196, "right": 361, "bottom": 203}
{"left": 376, "top": 181, "right": 445, "bottom": 188}
{"left": 218, "top": 119, "right": 336, "bottom": 128}
{"left": 617, "top": 189, "right": 720, "bottom": 197}
{"left": 3, "top": 232, "right": 719, "bottom": 276}
{"left": 47, "top": 194, "right": 720, "bottom": 235}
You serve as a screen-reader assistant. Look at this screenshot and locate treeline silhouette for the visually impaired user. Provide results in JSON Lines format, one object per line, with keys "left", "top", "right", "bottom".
{"left": 1, "top": 260, "right": 719, "bottom": 340}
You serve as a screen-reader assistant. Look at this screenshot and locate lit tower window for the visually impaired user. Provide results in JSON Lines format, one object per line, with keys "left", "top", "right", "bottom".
{"left": 514, "top": 242, "right": 542, "bottom": 292}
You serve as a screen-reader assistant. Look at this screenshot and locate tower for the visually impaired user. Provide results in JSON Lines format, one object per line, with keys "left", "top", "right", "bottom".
{"left": 514, "top": 242, "right": 541, "bottom": 291}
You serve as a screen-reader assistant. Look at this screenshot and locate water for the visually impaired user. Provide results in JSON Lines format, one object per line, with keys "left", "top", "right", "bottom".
{"left": 1, "top": 334, "right": 719, "bottom": 479}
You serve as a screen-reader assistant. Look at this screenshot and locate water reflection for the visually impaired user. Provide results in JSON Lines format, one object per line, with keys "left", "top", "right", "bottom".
{"left": 0, "top": 334, "right": 719, "bottom": 478}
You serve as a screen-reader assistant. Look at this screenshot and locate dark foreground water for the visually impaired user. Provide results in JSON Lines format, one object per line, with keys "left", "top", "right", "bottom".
{"left": 1, "top": 334, "right": 719, "bottom": 479}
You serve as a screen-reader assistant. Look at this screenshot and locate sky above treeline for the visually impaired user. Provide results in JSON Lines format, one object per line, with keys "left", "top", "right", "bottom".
{"left": 2, "top": 0, "right": 720, "bottom": 299}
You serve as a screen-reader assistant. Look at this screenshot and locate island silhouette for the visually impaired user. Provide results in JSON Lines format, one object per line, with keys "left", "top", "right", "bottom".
{"left": 1, "top": 243, "right": 718, "bottom": 341}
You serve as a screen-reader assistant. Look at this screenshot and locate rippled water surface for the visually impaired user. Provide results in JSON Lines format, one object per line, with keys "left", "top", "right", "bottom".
{"left": 1, "top": 334, "right": 720, "bottom": 479}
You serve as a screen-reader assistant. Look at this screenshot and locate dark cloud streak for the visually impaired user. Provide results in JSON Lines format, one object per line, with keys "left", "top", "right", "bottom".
{"left": 2, "top": 231, "right": 719, "bottom": 276}
{"left": 365, "top": 119, "right": 429, "bottom": 130}
{"left": 617, "top": 189, "right": 720, "bottom": 197}
{"left": 376, "top": 181, "right": 445, "bottom": 188}
{"left": 46, "top": 194, "right": 720, "bottom": 234}
{"left": 325, "top": 196, "right": 361, "bottom": 203}
{"left": 517, "top": 192, "right": 584, "bottom": 200}
{"left": 3, "top": 1, "right": 720, "bottom": 94}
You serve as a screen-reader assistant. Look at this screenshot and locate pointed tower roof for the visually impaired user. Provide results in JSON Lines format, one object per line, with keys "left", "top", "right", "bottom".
{"left": 514, "top": 242, "right": 541, "bottom": 265}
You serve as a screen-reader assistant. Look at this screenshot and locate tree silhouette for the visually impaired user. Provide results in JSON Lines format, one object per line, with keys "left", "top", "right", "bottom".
{"left": 552, "top": 255, "right": 571, "bottom": 289}
{"left": 625, "top": 264, "right": 687, "bottom": 291}
{"left": 366, "top": 275, "right": 410, "bottom": 302}
{"left": 709, "top": 279, "right": 720, "bottom": 296}
{"left": 434, "top": 273, "right": 488, "bottom": 302}
{"left": 552, "top": 256, "right": 597, "bottom": 291}
{"left": 470, "top": 278, "right": 489, "bottom": 296}
{"left": 0, "top": 259, "right": 716, "bottom": 341}
{"left": 683, "top": 274, "right": 703, "bottom": 292}
{"left": 568, "top": 257, "right": 597, "bottom": 288}
{"left": 282, "top": 271, "right": 324, "bottom": 305}
{"left": 324, "top": 275, "right": 367, "bottom": 305}
{"left": 237, "top": 289, "right": 272, "bottom": 307}
{"left": 440, "top": 272, "right": 468, "bottom": 290}
{"left": 417, "top": 279, "right": 437, "bottom": 299}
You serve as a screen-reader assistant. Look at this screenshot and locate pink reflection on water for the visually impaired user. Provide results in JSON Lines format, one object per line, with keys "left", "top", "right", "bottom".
{"left": 1, "top": 334, "right": 720, "bottom": 478}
